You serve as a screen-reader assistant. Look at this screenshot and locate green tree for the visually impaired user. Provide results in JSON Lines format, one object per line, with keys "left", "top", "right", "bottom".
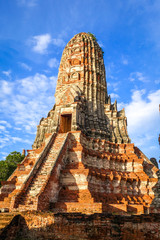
{"left": 0, "top": 161, "right": 9, "bottom": 185}
{"left": 0, "top": 151, "right": 25, "bottom": 187}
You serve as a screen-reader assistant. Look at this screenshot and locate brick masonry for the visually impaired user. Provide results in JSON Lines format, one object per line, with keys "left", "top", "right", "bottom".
{"left": 0, "top": 33, "right": 159, "bottom": 236}
{"left": 1, "top": 212, "right": 160, "bottom": 240}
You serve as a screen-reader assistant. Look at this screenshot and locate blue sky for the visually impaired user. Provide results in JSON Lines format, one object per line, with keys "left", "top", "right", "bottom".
{"left": 0, "top": 0, "right": 159, "bottom": 165}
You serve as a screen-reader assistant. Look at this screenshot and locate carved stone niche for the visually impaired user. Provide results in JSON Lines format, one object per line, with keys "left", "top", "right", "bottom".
{"left": 71, "top": 47, "right": 81, "bottom": 54}
{"left": 70, "top": 72, "right": 80, "bottom": 81}
{"left": 72, "top": 59, "right": 81, "bottom": 66}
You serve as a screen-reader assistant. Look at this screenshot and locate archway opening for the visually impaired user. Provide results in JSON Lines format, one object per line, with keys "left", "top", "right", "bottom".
{"left": 60, "top": 114, "right": 72, "bottom": 133}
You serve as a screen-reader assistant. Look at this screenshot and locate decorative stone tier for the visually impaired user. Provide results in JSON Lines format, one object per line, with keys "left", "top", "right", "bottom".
{"left": 0, "top": 131, "right": 158, "bottom": 215}
{"left": 54, "top": 132, "right": 158, "bottom": 215}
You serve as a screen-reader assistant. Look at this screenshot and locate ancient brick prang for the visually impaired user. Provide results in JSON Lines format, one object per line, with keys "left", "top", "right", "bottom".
{"left": 33, "top": 33, "right": 130, "bottom": 148}
{"left": 0, "top": 33, "right": 159, "bottom": 216}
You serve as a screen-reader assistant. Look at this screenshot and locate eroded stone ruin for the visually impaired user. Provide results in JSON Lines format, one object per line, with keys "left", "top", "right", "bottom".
{"left": 0, "top": 32, "right": 159, "bottom": 216}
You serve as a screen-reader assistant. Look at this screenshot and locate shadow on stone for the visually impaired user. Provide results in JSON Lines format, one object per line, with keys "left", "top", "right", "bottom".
{"left": 0, "top": 214, "right": 29, "bottom": 240}
{"left": 1, "top": 212, "right": 160, "bottom": 240}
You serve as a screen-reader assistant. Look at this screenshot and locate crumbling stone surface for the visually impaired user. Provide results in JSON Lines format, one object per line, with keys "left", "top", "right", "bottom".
{"left": 150, "top": 158, "right": 159, "bottom": 168}
{"left": 1, "top": 212, "right": 160, "bottom": 240}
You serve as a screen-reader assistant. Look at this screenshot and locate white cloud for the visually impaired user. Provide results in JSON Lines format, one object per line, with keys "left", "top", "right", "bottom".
{"left": 0, "top": 152, "right": 9, "bottom": 160}
{"left": 14, "top": 127, "right": 22, "bottom": 131}
{"left": 48, "top": 58, "right": 59, "bottom": 68}
{"left": 18, "top": 73, "right": 50, "bottom": 94}
{"left": 17, "top": 0, "right": 38, "bottom": 7}
{"left": 49, "top": 76, "right": 57, "bottom": 86}
{"left": 110, "top": 93, "right": 119, "bottom": 99}
{"left": 98, "top": 41, "right": 104, "bottom": 48}
{"left": 1, "top": 152, "right": 8, "bottom": 159}
{"left": 11, "top": 136, "right": 31, "bottom": 144}
{"left": 0, "top": 135, "right": 11, "bottom": 149}
{"left": 0, "top": 73, "right": 57, "bottom": 135}
{"left": 30, "top": 34, "right": 65, "bottom": 54}
{"left": 52, "top": 38, "right": 65, "bottom": 47}
{"left": 0, "top": 121, "right": 11, "bottom": 128}
{"left": 125, "top": 89, "right": 160, "bottom": 133}
{"left": 117, "top": 102, "right": 125, "bottom": 110}
{"left": 0, "top": 80, "right": 13, "bottom": 95}
{"left": 116, "top": 88, "right": 160, "bottom": 160}
{"left": 32, "top": 34, "right": 52, "bottom": 54}
{"left": 1, "top": 152, "right": 8, "bottom": 156}
{"left": 107, "top": 81, "right": 120, "bottom": 92}
{"left": 123, "top": 89, "right": 160, "bottom": 158}
{"left": 155, "top": 79, "right": 160, "bottom": 84}
{"left": 121, "top": 56, "right": 129, "bottom": 65}
{"left": 0, "top": 126, "right": 6, "bottom": 131}
{"left": 0, "top": 133, "right": 32, "bottom": 150}
{"left": 129, "top": 72, "right": 149, "bottom": 83}
{"left": 43, "top": 69, "right": 51, "bottom": 74}
{"left": 2, "top": 70, "right": 12, "bottom": 78}
{"left": 12, "top": 137, "right": 22, "bottom": 143}
{"left": 106, "top": 62, "right": 116, "bottom": 80}
{"left": 19, "top": 62, "right": 32, "bottom": 71}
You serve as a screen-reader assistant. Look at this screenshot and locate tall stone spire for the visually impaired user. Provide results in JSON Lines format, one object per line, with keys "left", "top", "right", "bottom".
{"left": 55, "top": 32, "right": 109, "bottom": 138}
{"left": 56, "top": 33, "right": 108, "bottom": 103}
{"left": 33, "top": 33, "right": 130, "bottom": 148}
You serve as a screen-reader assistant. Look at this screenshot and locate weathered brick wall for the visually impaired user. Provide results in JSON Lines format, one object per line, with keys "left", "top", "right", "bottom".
{"left": 1, "top": 212, "right": 160, "bottom": 240}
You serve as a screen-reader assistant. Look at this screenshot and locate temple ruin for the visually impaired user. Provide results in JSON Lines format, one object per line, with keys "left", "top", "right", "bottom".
{"left": 0, "top": 32, "right": 159, "bottom": 216}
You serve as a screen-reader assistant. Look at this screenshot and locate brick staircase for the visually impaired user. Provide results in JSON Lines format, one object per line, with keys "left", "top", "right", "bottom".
{"left": 0, "top": 213, "right": 16, "bottom": 235}
{"left": 0, "top": 133, "right": 56, "bottom": 212}
{"left": 18, "top": 133, "right": 68, "bottom": 211}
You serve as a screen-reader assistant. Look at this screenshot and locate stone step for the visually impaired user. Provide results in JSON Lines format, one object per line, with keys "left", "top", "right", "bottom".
{"left": 29, "top": 184, "right": 43, "bottom": 189}
{"left": 38, "top": 167, "right": 54, "bottom": 174}
{"left": 0, "top": 215, "right": 13, "bottom": 220}
{"left": 31, "top": 178, "right": 46, "bottom": 183}
{"left": 0, "top": 213, "right": 16, "bottom": 231}
{"left": 29, "top": 190, "right": 40, "bottom": 194}
{"left": 18, "top": 204, "right": 37, "bottom": 211}
{"left": 0, "top": 222, "right": 9, "bottom": 227}
{"left": 29, "top": 182, "right": 46, "bottom": 188}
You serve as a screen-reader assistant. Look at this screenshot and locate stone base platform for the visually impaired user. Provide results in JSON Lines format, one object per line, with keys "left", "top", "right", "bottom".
{"left": 127, "top": 204, "right": 145, "bottom": 214}
{"left": 103, "top": 203, "right": 127, "bottom": 214}
{"left": 1, "top": 212, "right": 160, "bottom": 240}
{"left": 54, "top": 202, "right": 147, "bottom": 215}
{"left": 54, "top": 202, "right": 103, "bottom": 214}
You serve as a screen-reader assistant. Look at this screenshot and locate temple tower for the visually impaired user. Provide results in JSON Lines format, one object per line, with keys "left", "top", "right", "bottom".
{"left": 55, "top": 32, "right": 108, "bottom": 136}
{"left": 0, "top": 33, "right": 159, "bottom": 215}
{"left": 33, "top": 33, "right": 130, "bottom": 149}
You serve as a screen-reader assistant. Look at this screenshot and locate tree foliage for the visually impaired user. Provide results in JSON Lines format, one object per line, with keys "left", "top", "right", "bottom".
{"left": 88, "top": 32, "right": 97, "bottom": 41}
{"left": 87, "top": 32, "right": 104, "bottom": 55}
{"left": 0, "top": 151, "right": 25, "bottom": 187}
